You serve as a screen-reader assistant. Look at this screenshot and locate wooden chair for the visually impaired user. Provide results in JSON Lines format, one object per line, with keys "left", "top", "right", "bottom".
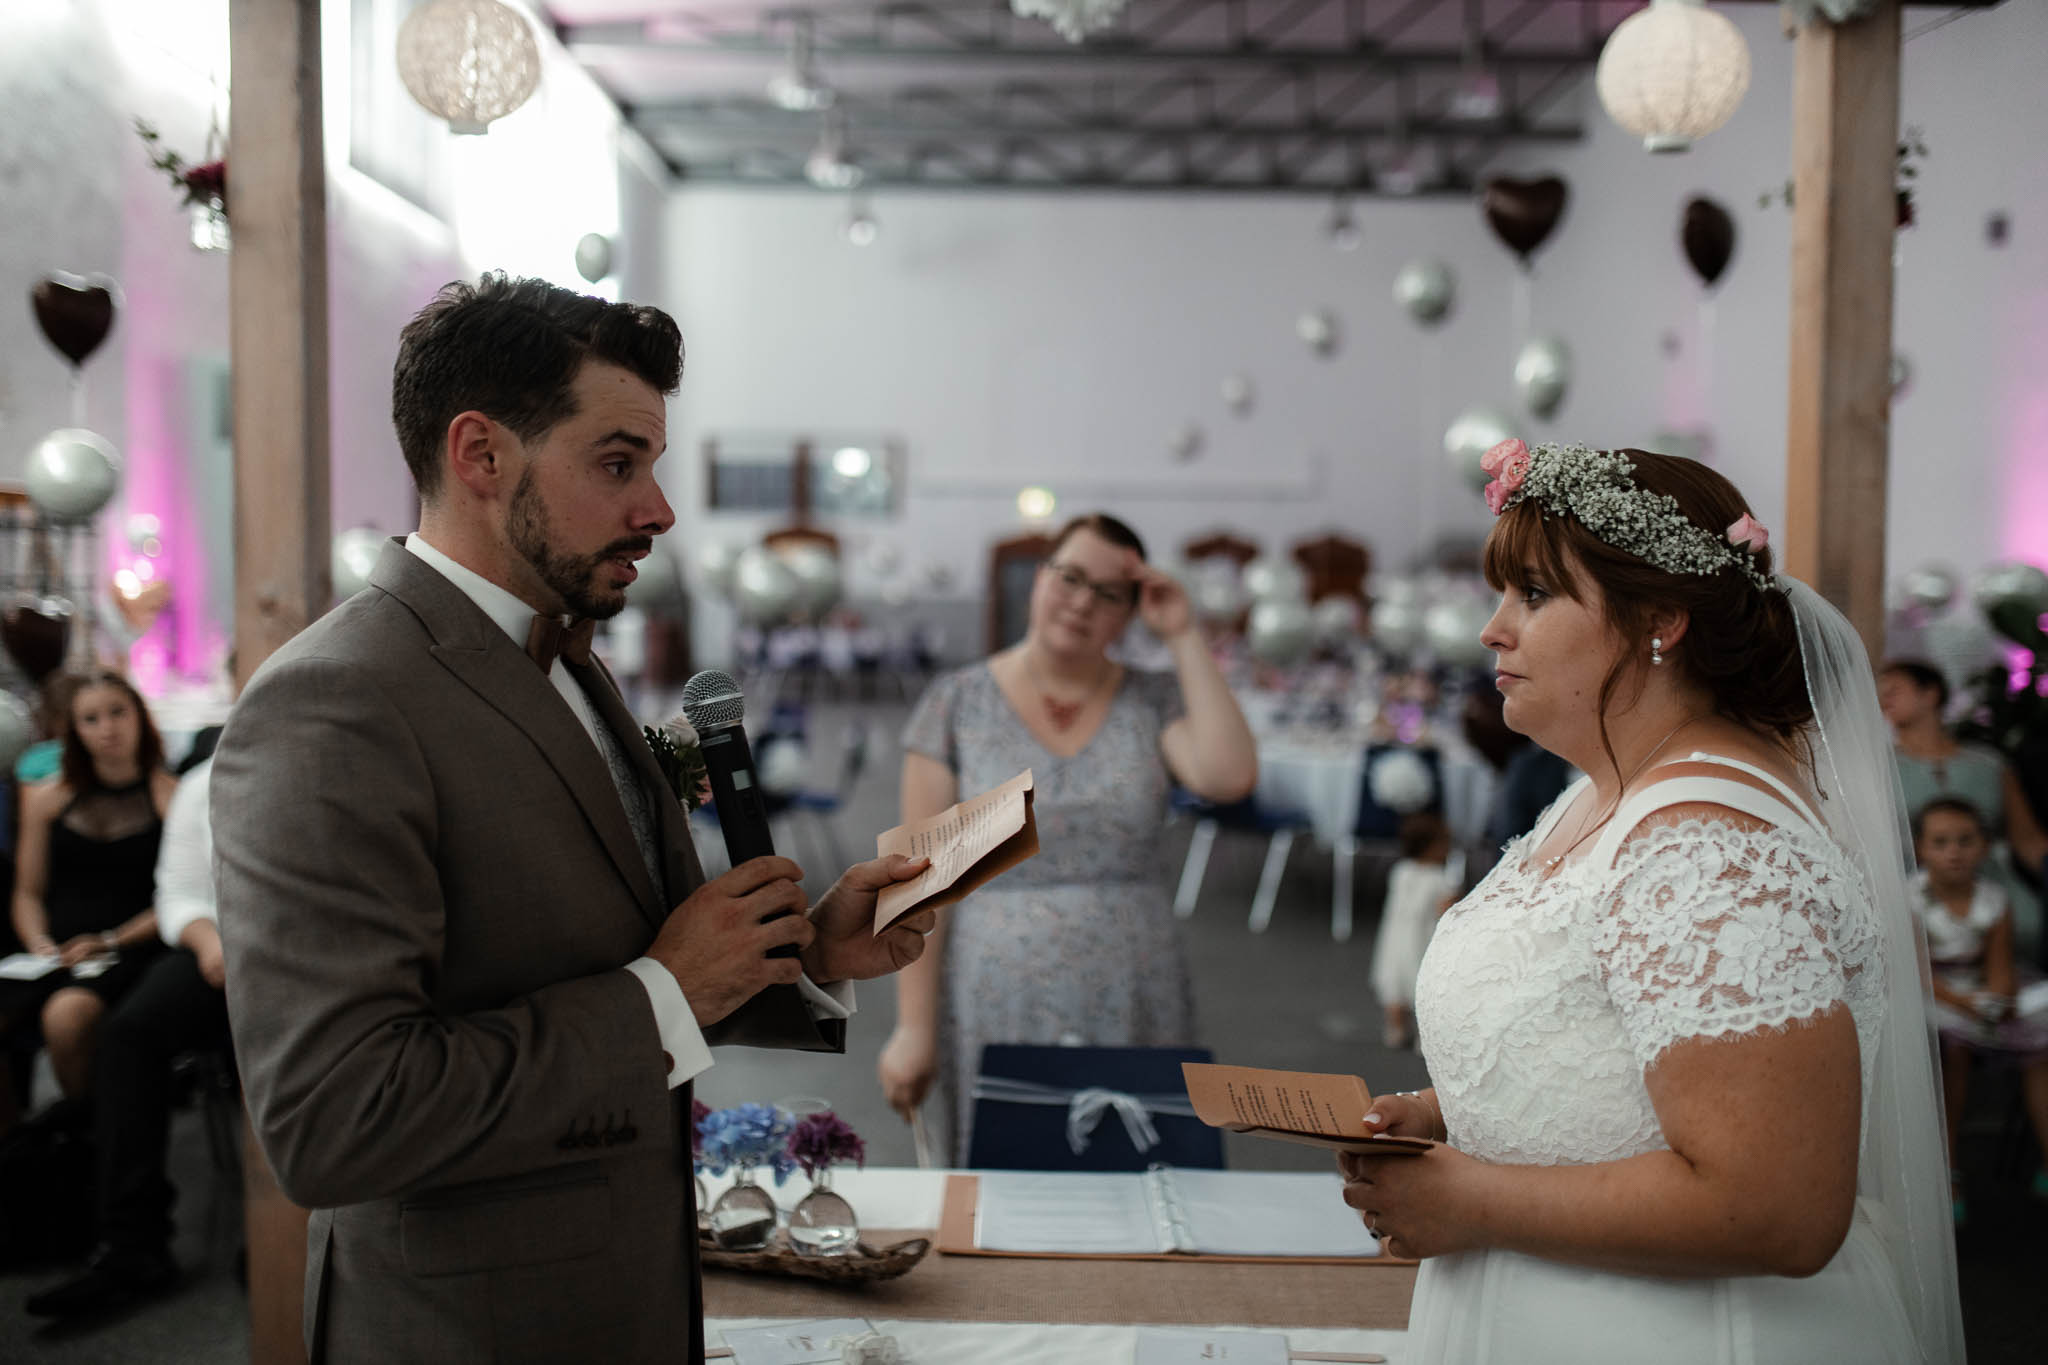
{"left": 986, "top": 533, "right": 1056, "bottom": 655}
{"left": 1291, "top": 532, "right": 1369, "bottom": 604}
{"left": 1180, "top": 530, "right": 1259, "bottom": 570}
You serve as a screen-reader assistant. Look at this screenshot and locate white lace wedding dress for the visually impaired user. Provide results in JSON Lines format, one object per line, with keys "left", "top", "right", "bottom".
{"left": 1407, "top": 754, "right": 1923, "bottom": 1364}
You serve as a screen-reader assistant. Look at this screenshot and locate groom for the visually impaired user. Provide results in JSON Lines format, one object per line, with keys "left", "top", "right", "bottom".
{"left": 210, "top": 274, "right": 934, "bottom": 1364}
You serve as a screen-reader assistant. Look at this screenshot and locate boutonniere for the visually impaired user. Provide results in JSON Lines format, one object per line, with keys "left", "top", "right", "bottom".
{"left": 643, "top": 715, "right": 711, "bottom": 812}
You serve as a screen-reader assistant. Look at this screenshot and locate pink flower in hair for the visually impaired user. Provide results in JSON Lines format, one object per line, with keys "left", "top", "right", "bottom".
{"left": 1726, "top": 513, "right": 1770, "bottom": 553}
{"left": 1481, "top": 438, "right": 1531, "bottom": 515}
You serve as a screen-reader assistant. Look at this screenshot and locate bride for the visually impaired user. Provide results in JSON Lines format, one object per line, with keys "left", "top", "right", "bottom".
{"left": 1341, "top": 441, "right": 1964, "bottom": 1364}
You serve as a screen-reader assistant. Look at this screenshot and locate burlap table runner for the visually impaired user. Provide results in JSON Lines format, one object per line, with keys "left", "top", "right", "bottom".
{"left": 700, "top": 1231, "right": 1416, "bottom": 1330}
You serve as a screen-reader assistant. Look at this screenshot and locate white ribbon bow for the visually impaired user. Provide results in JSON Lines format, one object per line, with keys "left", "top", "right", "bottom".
{"left": 968, "top": 1077, "right": 1198, "bottom": 1155}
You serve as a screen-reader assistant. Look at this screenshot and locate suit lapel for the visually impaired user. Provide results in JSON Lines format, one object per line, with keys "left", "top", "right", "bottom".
{"left": 369, "top": 543, "right": 662, "bottom": 922}
{"left": 571, "top": 657, "right": 706, "bottom": 908}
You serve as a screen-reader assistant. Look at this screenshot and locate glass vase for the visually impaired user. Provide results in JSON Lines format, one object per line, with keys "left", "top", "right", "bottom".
{"left": 189, "top": 195, "right": 230, "bottom": 252}
{"left": 707, "top": 1166, "right": 779, "bottom": 1251}
{"left": 695, "top": 1172, "right": 710, "bottom": 1231}
{"left": 788, "top": 1167, "right": 859, "bottom": 1257}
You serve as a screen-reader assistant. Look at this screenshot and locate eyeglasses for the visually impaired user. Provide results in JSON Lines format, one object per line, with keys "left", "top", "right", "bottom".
{"left": 1042, "top": 560, "right": 1136, "bottom": 611}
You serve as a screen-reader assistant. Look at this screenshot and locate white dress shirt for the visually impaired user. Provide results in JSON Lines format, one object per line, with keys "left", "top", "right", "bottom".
{"left": 156, "top": 758, "right": 217, "bottom": 948}
{"left": 403, "top": 534, "right": 849, "bottom": 1090}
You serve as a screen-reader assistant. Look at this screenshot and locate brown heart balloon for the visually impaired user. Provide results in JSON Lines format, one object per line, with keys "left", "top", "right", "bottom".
{"left": 31, "top": 272, "right": 119, "bottom": 367}
{"left": 1, "top": 597, "right": 74, "bottom": 683}
{"left": 1681, "top": 196, "right": 1736, "bottom": 289}
{"left": 1481, "top": 176, "right": 1569, "bottom": 267}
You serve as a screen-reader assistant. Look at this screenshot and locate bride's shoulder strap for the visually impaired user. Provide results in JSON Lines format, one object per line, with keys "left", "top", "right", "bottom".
{"left": 1592, "top": 757, "right": 1817, "bottom": 869}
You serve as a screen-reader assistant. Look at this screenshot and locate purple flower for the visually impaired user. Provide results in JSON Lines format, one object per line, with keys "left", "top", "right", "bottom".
{"left": 690, "top": 1098, "right": 711, "bottom": 1160}
{"left": 787, "top": 1110, "right": 865, "bottom": 1180}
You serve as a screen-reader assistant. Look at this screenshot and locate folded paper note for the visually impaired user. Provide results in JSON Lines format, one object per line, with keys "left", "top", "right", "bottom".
{"left": 1182, "top": 1063, "right": 1433, "bottom": 1156}
{"left": 874, "top": 769, "right": 1038, "bottom": 933}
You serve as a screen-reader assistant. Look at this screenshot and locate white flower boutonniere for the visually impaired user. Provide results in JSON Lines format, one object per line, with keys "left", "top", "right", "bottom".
{"left": 643, "top": 715, "right": 711, "bottom": 812}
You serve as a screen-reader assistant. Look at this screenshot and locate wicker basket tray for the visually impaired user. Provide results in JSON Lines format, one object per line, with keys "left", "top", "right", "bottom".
{"left": 699, "top": 1233, "right": 933, "bottom": 1284}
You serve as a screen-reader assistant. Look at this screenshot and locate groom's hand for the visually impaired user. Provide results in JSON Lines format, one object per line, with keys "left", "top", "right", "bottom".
{"left": 650, "top": 856, "right": 815, "bottom": 1027}
{"left": 800, "top": 854, "right": 936, "bottom": 986}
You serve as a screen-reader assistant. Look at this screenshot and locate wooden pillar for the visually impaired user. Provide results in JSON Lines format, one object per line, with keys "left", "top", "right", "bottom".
{"left": 228, "top": 2, "right": 325, "bottom": 1362}
{"left": 1782, "top": 0, "right": 1902, "bottom": 656}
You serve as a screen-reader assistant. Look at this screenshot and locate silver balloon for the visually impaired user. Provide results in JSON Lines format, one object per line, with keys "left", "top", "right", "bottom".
{"left": 780, "top": 544, "right": 844, "bottom": 620}
{"left": 331, "top": 526, "right": 387, "bottom": 601}
{"left": 1444, "top": 408, "right": 1518, "bottom": 493}
{"left": 1371, "top": 600, "right": 1425, "bottom": 656}
{"left": 631, "top": 546, "right": 686, "bottom": 609}
{"left": 1370, "top": 576, "right": 1421, "bottom": 609}
{"left": 1243, "top": 555, "right": 1307, "bottom": 604}
{"left": 1189, "top": 563, "right": 1248, "bottom": 625}
{"left": 1248, "top": 598, "right": 1314, "bottom": 666}
{"left": 25, "top": 427, "right": 122, "bottom": 523}
{"left": 0, "top": 691, "right": 30, "bottom": 772}
{"left": 1296, "top": 309, "right": 1340, "bottom": 358}
{"left": 1514, "top": 337, "right": 1571, "bottom": 419}
{"left": 1392, "top": 259, "right": 1455, "bottom": 326}
{"left": 1221, "top": 374, "right": 1255, "bottom": 416}
{"left": 731, "top": 546, "right": 800, "bottom": 623}
{"left": 573, "top": 232, "right": 614, "bottom": 284}
{"left": 694, "top": 542, "right": 739, "bottom": 598}
{"left": 1970, "top": 561, "right": 2048, "bottom": 618}
{"left": 1423, "top": 598, "right": 1495, "bottom": 668}
{"left": 1312, "top": 596, "right": 1361, "bottom": 648}
{"left": 1902, "top": 564, "right": 1957, "bottom": 615}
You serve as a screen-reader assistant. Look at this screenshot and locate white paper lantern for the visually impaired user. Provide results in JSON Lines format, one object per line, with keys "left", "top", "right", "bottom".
{"left": 396, "top": 0, "right": 542, "bottom": 136}
{"left": 1595, "top": 0, "right": 1752, "bottom": 154}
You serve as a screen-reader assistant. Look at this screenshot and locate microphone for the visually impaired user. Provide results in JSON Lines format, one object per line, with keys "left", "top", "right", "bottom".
{"left": 680, "top": 669, "right": 798, "bottom": 958}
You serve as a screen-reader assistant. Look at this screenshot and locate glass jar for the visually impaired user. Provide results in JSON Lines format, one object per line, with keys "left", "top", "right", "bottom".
{"left": 788, "top": 1167, "right": 860, "bottom": 1256}
{"left": 707, "top": 1165, "right": 779, "bottom": 1251}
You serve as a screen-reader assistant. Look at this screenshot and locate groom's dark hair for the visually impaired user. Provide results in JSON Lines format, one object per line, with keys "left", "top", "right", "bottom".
{"left": 392, "top": 272, "right": 684, "bottom": 501}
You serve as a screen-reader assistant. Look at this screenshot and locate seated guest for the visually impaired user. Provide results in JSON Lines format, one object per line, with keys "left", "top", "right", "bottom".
{"left": 1880, "top": 658, "right": 2047, "bottom": 960}
{"left": 877, "top": 513, "right": 1257, "bottom": 1162}
{"left": 1911, "top": 797, "right": 2048, "bottom": 1218}
{"left": 1, "top": 671, "right": 176, "bottom": 1138}
{"left": 25, "top": 752, "right": 233, "bottom": 1318}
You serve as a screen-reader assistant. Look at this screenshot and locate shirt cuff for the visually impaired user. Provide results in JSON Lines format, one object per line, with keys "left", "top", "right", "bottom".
{"left": 624, "top": 958, "right": 714, "bottom": 1088}
{"left": 798, "top": 975, "right": 854, "bottom": 1020}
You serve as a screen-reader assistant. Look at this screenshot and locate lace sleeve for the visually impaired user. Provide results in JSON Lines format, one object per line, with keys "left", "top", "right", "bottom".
{"left": 1593, "top": 806, "right": 1855, "bottom": 1070}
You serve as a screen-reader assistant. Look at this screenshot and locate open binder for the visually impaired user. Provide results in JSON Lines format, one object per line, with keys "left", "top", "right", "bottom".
{"left": 934, "top": 1170, "right": 1414, "bottom": 1267}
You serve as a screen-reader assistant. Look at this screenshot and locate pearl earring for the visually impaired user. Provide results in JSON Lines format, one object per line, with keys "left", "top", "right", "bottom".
{"left": 1651, "top": 636, "right": 1664, "bottom": 666}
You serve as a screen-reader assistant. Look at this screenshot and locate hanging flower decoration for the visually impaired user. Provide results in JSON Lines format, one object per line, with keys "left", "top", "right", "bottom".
{"left": 697, "top": 1103, "right": 797, "bottom": 1184}
{"left": 1760, "top": 127, "right": 1926, "bottom": 229}
{"left": 787, "top": 1110, "right": 866, "bottom": 1181}
{"left": 135, "top": 120, "right": 228, "bottom": 215}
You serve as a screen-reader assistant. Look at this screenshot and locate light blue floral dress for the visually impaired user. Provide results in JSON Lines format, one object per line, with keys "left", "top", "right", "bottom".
{"left": 902, "top": 663, "right": 1198, "bottom": 1164}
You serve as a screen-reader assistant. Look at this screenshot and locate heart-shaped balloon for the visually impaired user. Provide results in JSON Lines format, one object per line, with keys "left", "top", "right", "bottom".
{"left": 1481, "top": 176, "right": 1569, "bottom": 267}
{"left": 1681, "top": 197, "right": 1736, "bottom": 288}
{"left": 1, "top": 595, "right": 75, "bottom": 682}
{"left": 31, "top": 272, "right": 119, "bottom": 367}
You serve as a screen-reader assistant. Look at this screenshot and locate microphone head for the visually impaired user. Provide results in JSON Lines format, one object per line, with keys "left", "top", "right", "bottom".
{"left": 680, "top": 669, "right": 745, "bottom": 733}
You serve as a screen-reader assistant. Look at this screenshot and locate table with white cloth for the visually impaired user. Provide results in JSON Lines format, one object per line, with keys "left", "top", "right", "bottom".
{"left": 700, "top": 1167, "right": 1414, "bottom": 1363}
{"left": 1254, "top": 732, "right": 1493, "bottom": 850}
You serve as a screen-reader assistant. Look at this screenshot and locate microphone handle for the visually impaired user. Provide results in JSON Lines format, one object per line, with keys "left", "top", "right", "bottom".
{"left": 699, "top": 723, "right": 800, "bottom": 959}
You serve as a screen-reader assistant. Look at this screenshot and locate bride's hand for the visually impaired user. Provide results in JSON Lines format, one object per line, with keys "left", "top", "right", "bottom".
{"left": 1338, "top": 1143, "right": 1484, "bottom": 1260}
{"left": 1359, "top": 1089, "right": 1442, "bottom": 1142}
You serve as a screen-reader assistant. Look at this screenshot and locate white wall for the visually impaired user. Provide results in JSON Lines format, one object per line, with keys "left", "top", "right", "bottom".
{"left": 660, "top": 2, "right": 2048, "bottom": 640}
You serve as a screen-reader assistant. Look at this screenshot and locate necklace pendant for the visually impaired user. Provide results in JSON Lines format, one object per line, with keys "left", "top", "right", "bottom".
{"left": 1043, "top": 695, "right": 1084, "bottom": 731}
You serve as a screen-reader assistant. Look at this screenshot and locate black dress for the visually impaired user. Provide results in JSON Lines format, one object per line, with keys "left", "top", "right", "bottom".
{"left": 0, "top": 780, "right": 168, "bottom": 1029}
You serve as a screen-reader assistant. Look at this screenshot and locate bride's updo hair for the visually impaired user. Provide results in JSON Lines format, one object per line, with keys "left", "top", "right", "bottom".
{"left": 1482, "top": 449, "right": 1813, "bottom": 767}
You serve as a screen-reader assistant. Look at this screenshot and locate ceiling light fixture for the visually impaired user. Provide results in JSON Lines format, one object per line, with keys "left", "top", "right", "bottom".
{"left": 1009, "top": 0, "right": 1129, "bottom": 44}
{"left": 767, "top": 15, "right": 834, "bottom": 113}
{"left": 1447, "top": 2, "right": 1502, "bottom": 122}
{"left": 805, "top": 111, "right": 863, "bottom": 190}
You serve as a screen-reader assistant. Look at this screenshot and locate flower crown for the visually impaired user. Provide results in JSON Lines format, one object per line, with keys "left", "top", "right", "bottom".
{"left": 1480, "top": 439, "right": 1776, "bottom": 594}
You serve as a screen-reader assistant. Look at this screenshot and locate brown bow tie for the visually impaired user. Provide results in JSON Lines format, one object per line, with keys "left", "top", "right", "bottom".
{"left": 526, "top": 615, "right": 595, "bottom": 672}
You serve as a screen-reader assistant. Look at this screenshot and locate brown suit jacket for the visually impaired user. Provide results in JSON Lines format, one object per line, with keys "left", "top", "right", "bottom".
{"left": 212, "top": 541, "right": 842, "bottom": 1364}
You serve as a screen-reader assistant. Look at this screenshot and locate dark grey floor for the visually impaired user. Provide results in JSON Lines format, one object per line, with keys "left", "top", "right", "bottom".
{"left": 3, "top": 697, "right": 2042, "bottom": 1360}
